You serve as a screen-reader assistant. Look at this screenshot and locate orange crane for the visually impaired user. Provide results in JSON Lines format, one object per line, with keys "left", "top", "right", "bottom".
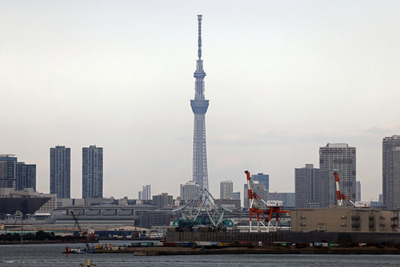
{"left": 333, "top": 171, "right": 355, "bottom": 206}
{"left": 245, "top": 170, "right": 290, "bottom": 232}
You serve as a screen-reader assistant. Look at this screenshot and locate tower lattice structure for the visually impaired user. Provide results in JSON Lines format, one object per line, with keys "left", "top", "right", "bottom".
{"left": 191, "top": 15, "right": 209, "bottom": 190}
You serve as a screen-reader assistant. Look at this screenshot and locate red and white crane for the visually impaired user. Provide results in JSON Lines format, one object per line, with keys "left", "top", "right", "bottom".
{"left": 245, "top": 170, "right": 290, "bottom": 232}
{"left": 333, "top": 171, "right": 355, "bottom": 207}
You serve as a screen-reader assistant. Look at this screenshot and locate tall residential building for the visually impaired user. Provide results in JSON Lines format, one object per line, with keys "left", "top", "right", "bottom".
{"left": 0, "top": 155, "right": 17, "bottom": 188}
{"left": 16, "top": 162, "right": 36, "bottom": 191}
{"left": 252, "top": 173, "right": 269, "bottom": 190}
{"left": 191, "top": 15, "right": 209, "bottom": 190}
{"left": 319, "top": 143, "right": 356, "bottom": 207}
{"left": 382, "top": 135, "right": 400, "bottom": 209}
{"left": 138, "top": 185, "right": 151, "bottom": 201}
{"left": 295, "top": 164, "right": 320, "bottom": 208}
{"left": 50, "top": 146, "right": 71, "bottom": 199}
{"left": 180, "top": 181, "right": 199, "bottom": 201}
{"left": 356, "top": 181, "right": 361, "bottom": 202}
{"left": 244, "top": 181, "right": 267, "bottom": 209}
{"left": 220, "top": 180, "right": 233, "bottom": 199}
{"left": 82, "top": 145, "right": 103, "bottom": 199}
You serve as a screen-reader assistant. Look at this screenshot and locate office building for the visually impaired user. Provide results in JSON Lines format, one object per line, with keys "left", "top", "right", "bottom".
{"left": 220, "top": 180, "right": 233, "bottom": 199}
{"left": 16, "top": 162, "right": 36, "bottom": 191}
{"left": 233, "top": 191, "right": 240, "bottom": 201}
{"left": 180, "top": 181, "right": 199, "bottom": 201}
{"left": 50, "top": 146, "right": 71, "bottom": 199}
{"left": 383, "top": 135, "right": 400, "bottom": 209}
{"left": 152, "top": 193, "right": 173, "bottom": 209}
{"left": 0, "top": 154, "right": 17, "bottom": 188}
{"left": 295, "top": 164, "right": 320, "bottom": 208}
{"left": 252, "top": 173, "right": 269, "bottom": 190}
{"left": 319, "top": 143, "right": 356, "bottom": 207}
{"left": 138, "top": 185, "right": 151, "bottom": 201}
{"left": 82, "top": 145, "right": 103, "bottom": 199}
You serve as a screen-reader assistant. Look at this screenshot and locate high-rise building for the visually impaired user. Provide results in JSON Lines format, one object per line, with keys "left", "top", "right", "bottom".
{"left": 191, "top": 15, "right": 209, "bottom": 190}
{"left": 138, "top": 185, "right": 151, "bottom": 201}
{"left": 244, "top": 182, "right": 267, "bottom": 209}
{"left": 180, "top": 181, "right": 199, "bottom": 201}
{"left": 0, "top": 154, "right": 17, "bottom": 188}
{"left": 16, "top": 162, "right": 36, "bottom": 191}
{"left": 319, "top": 143, "right": 356, "bottom": 207}
{"left": 220, "top": 180, "right": 233, "bottom": 199}
{"left": 50, "top": 146, "right": 71, "bottom": 199}
{"left": 82, "top": 145, "right": 103, "bottom": 199}
{"left": 295, "top": 164, "right": 320, "bottom": 208}
{"left": 382, "top": 135, "right": 400, "bottom": 209}
{"left": 252, "top": 173, "right": 269, "bottom": 190}
{"left": 356, "top": 181, "right": 361, "bottom": 202}
{"left": 233, "top": 191, "right": 240, "bottom": 201}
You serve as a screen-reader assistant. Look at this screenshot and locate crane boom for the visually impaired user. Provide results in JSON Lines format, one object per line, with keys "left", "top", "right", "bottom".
{"left": 333, "top": 171, "right": 355, "bottom": 207}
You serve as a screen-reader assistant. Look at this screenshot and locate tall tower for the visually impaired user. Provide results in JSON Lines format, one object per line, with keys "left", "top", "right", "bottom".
{"left": 191, "top": 15, "right": 209, "bottom": 190}
{"left": 82, "top": 145, "right": 103, "bottom": 199}
{"left": 50, "top": 146, "right": 71, "bottom": 198}
{"left": 382, "top": 135, "right": 400, "bottom": 209}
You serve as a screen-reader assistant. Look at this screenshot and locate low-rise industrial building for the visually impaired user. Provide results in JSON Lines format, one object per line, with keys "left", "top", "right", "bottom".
{"left": 291, "top": 207, "right": 396, "bottom": 233}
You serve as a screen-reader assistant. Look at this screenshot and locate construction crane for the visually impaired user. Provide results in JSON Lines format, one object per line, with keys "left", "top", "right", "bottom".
{"left": 333, "top": 171, "right": 355, "bottom": 206}
{"left": 70, "top": 211, "right": 90, "bottom": 251}
{"left": 245, "top": 170, "right": 290, "bottom": 232}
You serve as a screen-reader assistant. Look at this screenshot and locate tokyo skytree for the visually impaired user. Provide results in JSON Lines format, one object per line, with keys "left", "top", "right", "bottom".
{"left": 190, "top": 15, "right": 209, "bottom": 190}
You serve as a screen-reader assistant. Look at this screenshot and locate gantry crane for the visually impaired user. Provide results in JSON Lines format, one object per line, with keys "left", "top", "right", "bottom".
{"left": 245, "top": 170, "right": 290, "bottom": 232}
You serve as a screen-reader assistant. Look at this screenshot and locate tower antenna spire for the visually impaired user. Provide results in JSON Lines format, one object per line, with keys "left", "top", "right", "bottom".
{"left": 197, "top": 15, "right": 202, "bottom": 59}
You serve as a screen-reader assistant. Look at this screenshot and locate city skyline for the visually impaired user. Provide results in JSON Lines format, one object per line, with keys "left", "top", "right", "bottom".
{"left": 2, "top": 1, "right": 400, "bottom": 200}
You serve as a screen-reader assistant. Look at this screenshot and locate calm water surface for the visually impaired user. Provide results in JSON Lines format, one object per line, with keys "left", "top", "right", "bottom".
{"left": 1, "top": 241, "right": 400, "bottom": 266}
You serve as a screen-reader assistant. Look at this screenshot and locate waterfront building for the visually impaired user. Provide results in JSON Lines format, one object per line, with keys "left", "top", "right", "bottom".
{"left": 215, "top": 199, "right": 241, "bottom": 209}
{"left": 220, "top": 180, "right": 233, "bottom": 199}
{"left": 268, "top": 192, "right": 295, "bottom": 208}
{"left": 0, "top": 154, "right": 17, "bottom": 188}
{"left": 292, "top": 207, "right": 393, "bottom": 233}
{"left": 82, "top": 145, "right": 103, "bottom": 199}
{"left": 16, "top": 162, "right": 36, "bottom": 191}
{"left": 252, "top": 173, "right": 269, "bottom": 190}
{"left": 152, "top": 193, "right": 173, "bottom": 209}
{"left": 319, "top": 143, "right": 356, "bottom": 207}
{"left": 382, "top": 135, "right": 400, "bottom": 209}
{"left": 191, "top": 15, "right": 209, "bottom": 190}
{"left": 180, "top": 181, "right": 199, "bottom": 201}
{"left": 50, "top": 146, "right": 71, "bottom": 198}
{"left": 295, "top": 164, "right": 320, "bottom": 208}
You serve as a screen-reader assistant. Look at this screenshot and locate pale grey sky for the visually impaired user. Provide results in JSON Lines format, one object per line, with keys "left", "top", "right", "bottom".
{"left": 1, "top": 1, "right": 400, "bottom": 201}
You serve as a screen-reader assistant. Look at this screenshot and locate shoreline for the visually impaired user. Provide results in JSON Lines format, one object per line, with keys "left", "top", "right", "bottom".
{"left": 93, "top": 246, "right": 400, "bottom": 256}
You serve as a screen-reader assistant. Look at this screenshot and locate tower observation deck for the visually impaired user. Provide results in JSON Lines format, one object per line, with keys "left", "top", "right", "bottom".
{"left": 190, "top": 15, "right": 209, "bottom": 190}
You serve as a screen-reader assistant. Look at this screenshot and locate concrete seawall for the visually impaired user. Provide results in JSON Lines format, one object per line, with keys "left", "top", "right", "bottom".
{"left": 166, "top": 231, "right": 400, "bottom": 245}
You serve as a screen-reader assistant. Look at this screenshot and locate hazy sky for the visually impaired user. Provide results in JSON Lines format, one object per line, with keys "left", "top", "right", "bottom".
{"left": 1, "top": 1, "right": 400, "bottom": 201}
